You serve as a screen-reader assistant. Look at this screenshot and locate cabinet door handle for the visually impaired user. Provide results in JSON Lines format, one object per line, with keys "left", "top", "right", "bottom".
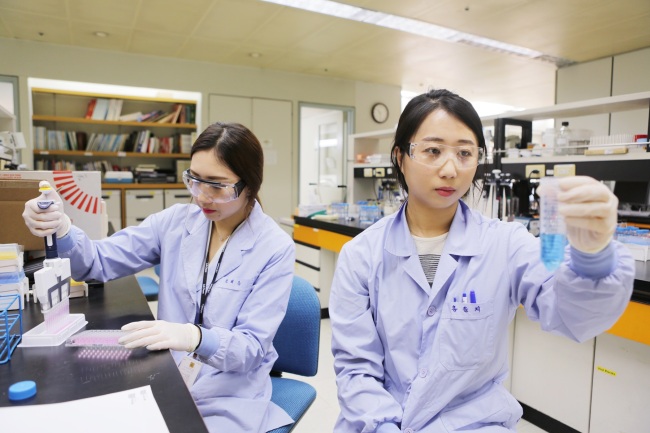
{"left": 174, "top": 194, "right": 191, "bottom": 199}
{"left": 136, "top": 218, "right": 145, "bottom": 222}
{"left": 135, "top": 195, "right": 154, "bottom": 199}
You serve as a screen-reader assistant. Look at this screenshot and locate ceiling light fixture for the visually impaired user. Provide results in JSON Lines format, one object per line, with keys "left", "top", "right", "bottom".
{"left": 249, "top": 52, "right": 262, "bottom": 58}
{"left": 93, "top": 31, "right": 109, "bottom": 38}
{"left": 258, "top": 0, "right": 573, "bottom": 66}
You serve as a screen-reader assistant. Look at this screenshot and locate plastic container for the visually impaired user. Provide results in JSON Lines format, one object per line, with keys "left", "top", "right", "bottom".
{"left": 555, "top": 122, "right": 571, "bottom": 156}
{"left": 539, "top": 177, "right": 566, "bottom": 271}
{"left": 359, "top": 204, "right": 380, "bottom": 224}
{"left": 330, "top": 202, "right": 349, "bottom": 220}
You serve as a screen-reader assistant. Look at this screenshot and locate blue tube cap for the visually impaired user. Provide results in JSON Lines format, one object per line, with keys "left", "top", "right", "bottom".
{"left": 8, "top": 381, "right": 37, "bottom": 401}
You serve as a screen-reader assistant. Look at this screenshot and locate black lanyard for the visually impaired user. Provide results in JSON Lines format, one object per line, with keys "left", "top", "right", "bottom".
{"left": 195, "top": 227, "right": 231, "bottom": 326}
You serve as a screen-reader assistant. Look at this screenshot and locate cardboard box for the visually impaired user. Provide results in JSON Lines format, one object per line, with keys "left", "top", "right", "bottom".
{"left": 0, "top": 171, "right": 104, "bottom": 251}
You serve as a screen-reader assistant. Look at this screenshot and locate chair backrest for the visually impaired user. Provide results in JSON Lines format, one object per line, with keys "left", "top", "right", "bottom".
{"left": 272, "top": 276, "right": 321, "bottom": 377}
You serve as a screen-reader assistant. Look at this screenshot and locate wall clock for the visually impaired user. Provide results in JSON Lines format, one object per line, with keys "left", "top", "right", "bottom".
{"left": 371, "top": 102, "right": 389, "bottom": 124}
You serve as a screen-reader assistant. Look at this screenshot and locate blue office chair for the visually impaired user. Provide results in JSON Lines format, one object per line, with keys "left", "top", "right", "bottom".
{"left": 136, "top": 264, "right": 160, "bottom": 301}
{"left": 268, "top": 276, "right": 321, "bottom": 433}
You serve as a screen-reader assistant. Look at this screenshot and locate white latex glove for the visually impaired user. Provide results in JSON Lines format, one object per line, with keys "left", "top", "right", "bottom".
{"left": 119, "top": 320, "right": 201, "bottom": 352}
{"left": 22, "top": 180, "right": 71, "bottom": 238}
{"left": 538, "top": 176, "right": 617, "bottom": 254}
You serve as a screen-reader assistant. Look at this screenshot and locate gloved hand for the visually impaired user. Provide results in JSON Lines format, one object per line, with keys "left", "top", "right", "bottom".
{"left": 22, "top": 180, "right": 71, "bottom": 238}
{"left": 119, "top": 320, "right": 201, "bottom": 352}
{"left": 538, "top": 176, "right": 618, "bottom": 254}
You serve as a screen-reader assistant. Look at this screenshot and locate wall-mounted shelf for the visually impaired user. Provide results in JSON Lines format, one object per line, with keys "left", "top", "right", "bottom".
{"left": 33, "top": 150, "right": 189, "bottom": 159}
{"left": 32, "top": 115, "right": 196, "bottom": 129}
{"left": 481, "top": 91, "right": 650, "bottom": 126}
{"left": 502, "top": 151, "right": 650, "bottom": 165}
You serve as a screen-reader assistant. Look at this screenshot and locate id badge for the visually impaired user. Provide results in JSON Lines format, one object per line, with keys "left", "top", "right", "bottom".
{"left": 178, "top": 355, "right": 203, "bottom": 387}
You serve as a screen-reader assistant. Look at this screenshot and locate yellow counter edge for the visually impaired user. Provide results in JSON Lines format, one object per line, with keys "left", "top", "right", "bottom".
{"left": 606, "top": 301, "right": 650, "bottom": 346}
{"left": 294, "top": 224, "right": 352, "bottom": 254}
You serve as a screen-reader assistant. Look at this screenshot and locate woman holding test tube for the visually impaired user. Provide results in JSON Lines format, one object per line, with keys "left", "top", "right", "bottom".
{"left": 23, "top": 122, "right": 295, "bottom": 433}
{"left": 329, "top": 89, "right": 635, "bottom": 433}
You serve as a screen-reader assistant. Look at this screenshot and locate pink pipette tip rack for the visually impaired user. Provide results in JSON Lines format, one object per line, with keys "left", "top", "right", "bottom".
{"left": 65, "top": 330, "right": 133, "bottom": 360}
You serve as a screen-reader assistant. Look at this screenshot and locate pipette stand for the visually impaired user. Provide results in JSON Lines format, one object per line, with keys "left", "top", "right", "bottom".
{"left": 19, "top": 257, "right": 87, "bottom": 347}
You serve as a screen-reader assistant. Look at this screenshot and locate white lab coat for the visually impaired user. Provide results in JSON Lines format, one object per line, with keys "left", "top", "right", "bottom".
{"left": 330, "top": 200, "right": 635, "bottom": 433}
{"left": 58, "top": 201, "right": 295, "bottom": 433}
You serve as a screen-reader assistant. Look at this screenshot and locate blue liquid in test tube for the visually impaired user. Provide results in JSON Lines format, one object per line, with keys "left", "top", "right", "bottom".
{"left": 540, "top": 177, "right": 567, "bottom": 271}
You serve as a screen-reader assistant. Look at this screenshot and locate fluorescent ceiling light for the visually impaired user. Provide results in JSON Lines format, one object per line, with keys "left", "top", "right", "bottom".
{"left": 259, "top": 0, "right": 572, "bottom": 65}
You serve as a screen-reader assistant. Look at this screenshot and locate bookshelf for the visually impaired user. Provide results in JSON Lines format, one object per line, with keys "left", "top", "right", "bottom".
{"left": 30, "top": 88, "right": 198, "bottom": 174}
{"left": 30, "top": 87, "right": 200, "bottom": 229}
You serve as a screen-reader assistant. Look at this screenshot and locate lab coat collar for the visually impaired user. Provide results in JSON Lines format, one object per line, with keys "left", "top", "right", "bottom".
{"left": 385, "top": 199, "right": 484, "bottom": 258}
{"left": 180, "top": 201, "right": 261, "bottom": 291}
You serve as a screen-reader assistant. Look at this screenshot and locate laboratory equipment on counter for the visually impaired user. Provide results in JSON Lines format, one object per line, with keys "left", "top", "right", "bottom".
{"left": 482, "top": 169, "right": 514, "bottom": 221}
{"left": 0, "top": 294, "right": 22, "bottom": 364}
{"left": 330, "top": 202, "right": 349, "bottom": 221}
{"left": 0, "top": 131, "right": 27, "bottom": 170}
{"left": 539, "top": 177, "right": 566, "bottom": 271}
{"left": 20, "top": 181, "right": 87, "bottom": 347}
{"left": 359, "top": 204, "right": 381, "bottom": 224}
{"left": 65, "top": 329, "right": 134, "bottom": 360}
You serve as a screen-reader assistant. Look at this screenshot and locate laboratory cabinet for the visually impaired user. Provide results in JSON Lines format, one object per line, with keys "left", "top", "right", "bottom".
{"left": 164, "top": 189, "right": 191, "bottom": 208}
{"left": 293, "top": 221, "right": 352, "bottom": 314}
{"left": 208, "top": 94, "right": 292, "bottom": 223}
{"left": 510, "top": 308, "right": 595, "bottom": 432}
{"left": 589, "top": 333, "right": 650, "bottom": 433}
{"left": 101, "top": 189, "right": 122, "bottom": 232}
{"left": 125, "top": 189, "right": 164, "bottom": 227}
{"left": 295, "top": 241, "right": 321, "bottom": 292}
{"left": 100, "top": 184, "right": 187, "bottom": 229}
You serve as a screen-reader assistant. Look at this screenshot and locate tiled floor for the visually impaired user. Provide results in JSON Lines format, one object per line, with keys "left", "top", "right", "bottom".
{"left": 285, "top": 318, "right": 550, "bottom": 433}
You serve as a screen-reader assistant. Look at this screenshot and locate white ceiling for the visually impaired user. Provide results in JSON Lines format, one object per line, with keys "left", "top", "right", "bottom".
{"left": 1, "top": 0, "right": 649, "bottom": 110}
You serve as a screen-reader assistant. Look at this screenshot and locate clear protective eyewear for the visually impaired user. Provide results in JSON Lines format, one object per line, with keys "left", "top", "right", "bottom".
{"left": 409, "top": 142, "right": 485, "bottom": 169}
{"left": 182, "top": 169, "right": 246, "bottom": 203}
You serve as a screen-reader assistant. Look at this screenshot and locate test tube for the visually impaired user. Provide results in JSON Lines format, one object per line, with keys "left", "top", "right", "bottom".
{"left": 539, "top": 177, "right": 567, "bottom": 271}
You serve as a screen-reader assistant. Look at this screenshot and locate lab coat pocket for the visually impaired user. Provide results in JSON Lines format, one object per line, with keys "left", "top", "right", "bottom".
{"left": 438, "top": 300, "right": 495, "bottom": 371}
{"left": 204, "top": 277, "right": 254, "bottom": 330}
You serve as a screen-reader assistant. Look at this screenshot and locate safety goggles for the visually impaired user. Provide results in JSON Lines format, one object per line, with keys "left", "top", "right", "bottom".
{"left": 409, "top": 142, "right": 485, "bottom": 169}
{"left": 182, "top": 169, "right": 246, "bottom": 203}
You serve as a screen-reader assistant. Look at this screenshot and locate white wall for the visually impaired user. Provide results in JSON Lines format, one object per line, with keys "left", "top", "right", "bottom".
{"left": 0, "top": 37, "right": 401, "bottom": 213}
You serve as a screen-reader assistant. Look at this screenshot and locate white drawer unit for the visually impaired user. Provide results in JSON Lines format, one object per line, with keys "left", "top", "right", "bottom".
{"left": 294, "top": 262, "right": 320, "bottom": 290}
{"left": 101, "top": 189, "right": 122, "bottom": 232}
{"left": 295, "top": 242, "right": 320, "bottom": 268}
{"left": 164, "top": 189, "right": 192, "bottom": 208}
{"left": 125, "top": 189, "right": 164, "bottom": 226}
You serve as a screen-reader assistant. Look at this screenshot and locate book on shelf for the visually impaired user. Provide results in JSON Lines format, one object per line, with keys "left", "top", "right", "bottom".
{"left": 138, "top": 110, "right": 164, "bottom": 122}
{"left": 119, "top": 111, "right": 143, "bottom": 122}
{"left": 105, "top": 99, "right": 123, "bottom": 121}
{"left": 170, "top": 104, "right": 184, "bottom": 124}
{"left": 180, "top": 134, "right": 193, "bottom": 153}
{"left": 76, "top": 131, "right": 88, "bottom": 151}
{"left": 90, "top": 98, "right": 110, "bottom": 120}
{"left": 135, "top": 164, "right": 158, "bottom": 172}
{"left": 85, "top": 99, "right": 97, "bottom": 119}
{"left": 155, "top": 112, "right": 175, "bottom": 124}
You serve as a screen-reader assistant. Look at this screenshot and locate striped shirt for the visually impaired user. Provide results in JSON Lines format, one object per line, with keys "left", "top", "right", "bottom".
{"left": 412, "top": 232, "right": 448, "bottom": 287}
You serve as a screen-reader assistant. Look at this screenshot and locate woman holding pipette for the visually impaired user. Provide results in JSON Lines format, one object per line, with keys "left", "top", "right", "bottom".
{"left": 23, "top": 122, "right": 295, "bottom": 433}
{"left": 329, "top": 89, "right": 635, "bottom": 433}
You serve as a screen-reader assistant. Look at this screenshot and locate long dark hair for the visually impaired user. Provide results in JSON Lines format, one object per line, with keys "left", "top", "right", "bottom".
{"left": 191, "top": 122, "right": 263, "bottom": 205}
{"left": 390, "top": 89, "right": 487, "bottom": 194}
